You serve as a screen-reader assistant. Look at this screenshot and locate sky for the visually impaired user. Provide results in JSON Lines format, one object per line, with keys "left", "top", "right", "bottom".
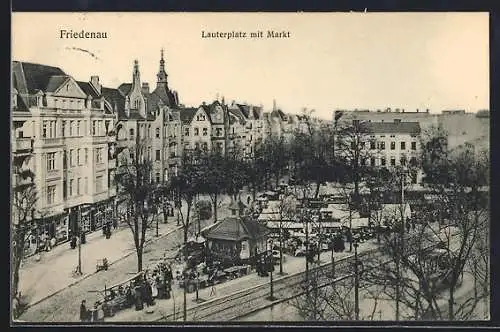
{"left": 12, "top": 12, "right": 489, "bottom": 119}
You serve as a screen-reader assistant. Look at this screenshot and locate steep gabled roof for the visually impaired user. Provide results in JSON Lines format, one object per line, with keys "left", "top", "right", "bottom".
{"left": 117, "top": 83, "right": 132, "bottom": 96}
{"left": 364, "top": 121, "right": 421, "bottom": 135}
{"left": 179, "top": 107, "right": 198, "bottom": 124}
{"left": 237, "top": 104, "right": 251, "bottom": 118}
{"left": 101, "top": 86, "right": 126, "bottom": 118}
{"left": 12, "top": 61, "right": 67, "bottom": 94}
{"left": 228, "top": 107, "right": 246, "bottom": 125}
{"left": 45, "top": 75, "right": 70, "bottom": 92}
{"left": 252, "top": 106, "right": 262, "bottom": 119}
{"left": 77, "top": 81, "right": 100, "bottom": 98}
{"left": 151, "top": 85, "right": 177, "bottom": 107}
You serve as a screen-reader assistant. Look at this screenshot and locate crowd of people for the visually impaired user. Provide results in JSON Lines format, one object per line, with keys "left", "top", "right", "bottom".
{"left": 79, "top": 260, "right": 174, "bottom": 322}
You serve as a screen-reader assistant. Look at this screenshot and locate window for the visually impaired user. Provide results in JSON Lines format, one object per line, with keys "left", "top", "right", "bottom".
{"left": 42, "top": 121, "right": 48, "bottom": 138}
{"left": 63, "top": 180, "right": 67, "bottom": 199}
{"left": 77, "top": 178, "right": 81, "bottom": 195}
{"left": 92, "top": 121, "right": 97, "bottom": 136}
{"left": 156, "top": 128, "right": 160, "bottom": 138}
{"left": 202, "top": 142, "right": 208, "bottom": 151}
{"left": 70, "top": 121, "right": 74, "bottom": 136}
{"left": 85, "top": 148, "right": 88, "bottom": 164}
{"left": 379, "top": 142, "right": 386, "bottom": 150}
{"left": 184, "top": 128, "right": 189, "bottom": 136}
{"left": 69, "top": 179, "right": 74, "bottom": 196}
{"left": 147, "top": 125, "right": 151, "bottom": 138}
{"left": 370, "top": 141, "right": 376, "bottom": 150}
{"left": 156, "top": 149, "right": 161, "bottom": 161}
{"left": 370, "top": 157, "right": 376, "bottom": 166}
{"left": 194, "top": 142, "right": 200, "bottom": 150}
{"left": 410, "top": 157, "right": 418, "bottom": 167}
{"left": 148, "top": 147, "right": 152, "bottom": 160}
{"left": 129, "top": 128, "right": 134, "bottom": 139}
{"left": 61, "top": 121, "right": 66, "bottom": 137}
{"left": 381, "top": 157, "right": 386, "bottom": 166}
{"left": 400, "top": 157, "right": 406, "bottom": 166}
{"left": 216, "top": 128, "right": 223, "bottom": 137}
{"left": 98, "top": 148, "right": 105, "bottom": 163}
{"left": 194, "top": 128, "right": 199, "bottom": 136}
{"left": 84, "top": 177, "right": 88, "bottom": 194}
{"left": 47, "top": 185, "right": 56, "bottom": 204}
{"left": 69, "top": 149, "right": 75, "bottom": 166}
{"left": 197, "top": 114, "right": 206, "bottom": 121}
{"left": 411, "top": 142, "right": 417, "bottom": 150}
{"left": 401, "top": 142, "right": 406, "bottom": 150}
{"left": 96, "top": 175, "right": 104, "bottom": 192}
{"left": 130, "top": 152, "right": 135, "bottom": 161}
{"left": 203, "top": 128, "right": 208, "bottom": 136}
{"left": 77, "top": 149, "right": 81, "bottom": 165}
{"left": 76, "top": 121, "right": 81, "bottom": 136}
{"left": 50, "top": 121, "right": 57, "bottom": 138}
{"left": 390, "top": 142, "right": 396, "bottom": 150}
{"left": 390, "top": 135, "right": 396, "bottom": 138}
{"left": 390, "top": 157, "right": 396, "bottom": 166}
{"left": 155, "top": 173, "right": 160, "bottom": 183}
{"left": 47, "top": 152, "right": 56, "bottom": 171}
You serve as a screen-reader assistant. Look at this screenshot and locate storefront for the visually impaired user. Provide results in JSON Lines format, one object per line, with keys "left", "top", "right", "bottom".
{"left": 26, "top": 212, "right": 69, "bottom": 255}
{"left": 90, "top": 198, "right": 116, "bottom": 231}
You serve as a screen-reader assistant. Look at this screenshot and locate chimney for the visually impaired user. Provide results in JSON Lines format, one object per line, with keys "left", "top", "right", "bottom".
{"left": 90, "top": 76, "right": 101, "bottom": 95}
{"left": 142, "top": 83, "right": 150, "bottom": 94}
{"left": 426, "top": 108, "right": 430, "bottom": 113}
{"left": 416, "top": 108, "right": 419, "bottom": 113}
{"left": 273, "top": 99, "right": 277, "bottom": 111}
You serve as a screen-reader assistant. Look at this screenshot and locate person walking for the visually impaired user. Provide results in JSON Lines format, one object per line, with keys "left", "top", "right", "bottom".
{"left": 80, "top": 300, "right": 89, "bottom": 322}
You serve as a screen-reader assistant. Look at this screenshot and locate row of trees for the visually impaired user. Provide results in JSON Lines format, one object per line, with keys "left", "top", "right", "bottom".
{"left": 289, "top": 124, "right": 490, "bottom": 321}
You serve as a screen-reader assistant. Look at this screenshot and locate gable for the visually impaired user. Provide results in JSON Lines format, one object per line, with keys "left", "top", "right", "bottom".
{"left": 53, "top": 77, "right": 87, "bottom": 98}
{"left": 194, "top": 107, "right": 210, "bottom": 123}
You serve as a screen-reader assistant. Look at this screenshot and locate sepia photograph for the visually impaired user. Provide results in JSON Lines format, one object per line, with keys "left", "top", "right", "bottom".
{"left": 11, "top": 12, "right": 490, "bottom": 324}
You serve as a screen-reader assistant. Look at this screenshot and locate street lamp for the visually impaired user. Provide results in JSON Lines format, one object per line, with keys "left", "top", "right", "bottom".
{"left": 353, "top": 240, "right": 360, "bottom": 320}
{"left": 267, "top": 239, "right": 276, "bottom": 301}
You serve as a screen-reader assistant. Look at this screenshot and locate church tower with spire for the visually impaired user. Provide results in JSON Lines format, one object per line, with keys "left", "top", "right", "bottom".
{"left": 157, "top": 48, "right": 168, "bottom": 89}
{"left": 152, "top": 49, "right": 179, "bottom": 108}
{"left": 128, "top": 59, "right": 146, "bottom": 117}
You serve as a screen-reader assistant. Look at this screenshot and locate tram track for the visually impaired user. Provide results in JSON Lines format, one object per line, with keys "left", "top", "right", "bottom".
{"left": 154, "top": 229, "right": 461, "bottom": 322}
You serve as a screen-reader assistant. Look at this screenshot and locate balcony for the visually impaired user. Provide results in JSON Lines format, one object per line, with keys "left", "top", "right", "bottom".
{"left": 42, "top": 137, "right": 64, "bottom": 147}
{"left": 13, "top": 138, "right": 33, "bottom": 154}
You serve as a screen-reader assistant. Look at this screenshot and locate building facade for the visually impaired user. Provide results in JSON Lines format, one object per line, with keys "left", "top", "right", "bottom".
{"left": 11, "top": 61, "right": 117, "bottom": 249}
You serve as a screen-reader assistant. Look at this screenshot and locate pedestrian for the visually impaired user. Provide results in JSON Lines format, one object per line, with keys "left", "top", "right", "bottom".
{"left": 50, "top": 237, "right": 56, "bottom": 249}
{"left": 209, "top": 280, "right": 216, "bottom": 297}
{"left": 80, "top": 300, "right": 89, "bottom": 322}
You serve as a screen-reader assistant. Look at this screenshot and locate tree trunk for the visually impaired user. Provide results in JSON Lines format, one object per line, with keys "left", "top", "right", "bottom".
{"left": 213, "top": 193, "right": 218, "bottom": 224}
{"left": 448, "top": 282, "right": 455, "bottom": 320}
{"left": 136, "top": 247, "right": 143, "bottom": 272}
{"left": 314, "top": 181, "right": 321, "bottom": 199}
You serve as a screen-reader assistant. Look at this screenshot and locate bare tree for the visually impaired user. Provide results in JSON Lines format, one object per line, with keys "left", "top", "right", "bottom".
{"left": 334, "top": 120, "right": 379, "bottom": 204}
{"left": 11, "top": 169, "right": 37, "bottom": 318}
{"left": 165, "top": 151, "right": 202, "bottom": 321}
{"left": 362, "top": 139, "right": 490, "bottom": 321}
{"left": 114, "top": 134, "right": 160, "bottom": 273}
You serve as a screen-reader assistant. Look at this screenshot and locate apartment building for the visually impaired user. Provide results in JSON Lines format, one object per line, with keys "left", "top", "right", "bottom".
{"left": 180, "top": 106, "right": 212, "bottom": 154}
{"left": 11, "top": 61, "right": 117, "bottom": 249}
{"left": 113, "top": 54, "right": 183, "bottom": 190}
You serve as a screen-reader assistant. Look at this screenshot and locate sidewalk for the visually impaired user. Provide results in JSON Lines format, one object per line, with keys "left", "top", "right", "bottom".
{"left": 107, "top": 239, "right": 381, "bottom": 322}
{"left": 19, "top": 215, "right": 179, "bottom": 308}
